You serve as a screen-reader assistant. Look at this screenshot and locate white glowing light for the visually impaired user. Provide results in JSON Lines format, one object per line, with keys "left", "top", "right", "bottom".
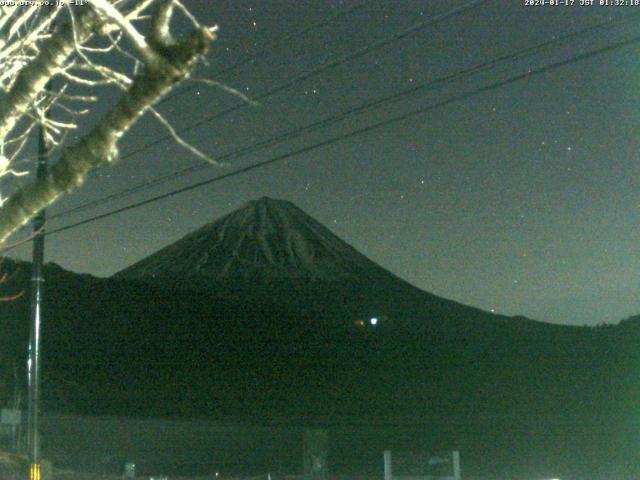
{"left": 370, "top": 317, "right": 378, "bottom": 326}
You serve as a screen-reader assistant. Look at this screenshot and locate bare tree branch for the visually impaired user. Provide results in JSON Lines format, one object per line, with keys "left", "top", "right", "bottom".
{"left": 0, "top": 9, "right": 216, "bottom": 241}
{"left": 0, "top": 8, "right": 98, "bottom": 143}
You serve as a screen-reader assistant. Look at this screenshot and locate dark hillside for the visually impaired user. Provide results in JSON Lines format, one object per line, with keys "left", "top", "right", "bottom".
{"left": 0, "top": 198, "right": 637, "bottom": 478}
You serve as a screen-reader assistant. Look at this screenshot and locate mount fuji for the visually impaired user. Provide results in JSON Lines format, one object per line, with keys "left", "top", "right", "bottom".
{"left": 117, "top": 197, "right": 414, "bottom": 284}
{"left": 0, "top": 197, "right": 636, "bottom": 479}
{"left": 114, "top": 196, "right": 502, "bottom": 328}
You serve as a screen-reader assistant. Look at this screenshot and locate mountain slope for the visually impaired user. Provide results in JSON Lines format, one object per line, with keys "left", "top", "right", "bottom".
{"left": 0, "top": 197, "right": 638, "bottom": 478}
{"left": 116, "top": 197, "right": 407, "bottom": 283}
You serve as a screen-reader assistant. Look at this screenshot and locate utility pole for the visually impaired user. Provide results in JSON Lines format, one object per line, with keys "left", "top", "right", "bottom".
{"left": 26, "top": 8, "right": 56, "bottom": 477}
{"left": 26, "top": 82, "right": 51, "bottom": 480}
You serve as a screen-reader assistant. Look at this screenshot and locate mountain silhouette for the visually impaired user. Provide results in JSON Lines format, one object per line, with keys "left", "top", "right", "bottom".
{"left": 117, "top": 197, "right": 409, "bottom": 283}
{"left": 0, "top": 198, "right": 637, "bottom": 479}
{"left": 114, "top": 197, "right": 515, "bottom": 329}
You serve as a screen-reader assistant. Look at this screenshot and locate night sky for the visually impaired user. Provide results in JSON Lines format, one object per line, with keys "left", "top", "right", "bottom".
{"left": 8, "top": 0, "right": 640, "bottom": 326}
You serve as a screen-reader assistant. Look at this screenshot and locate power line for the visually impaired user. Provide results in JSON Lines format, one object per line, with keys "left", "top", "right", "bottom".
{"left": 35, "top": 33, "right": 640, "bottom": 241}
{"left": 49, "top": 0, "right": 490, "bottom": 221}
{"left": 116, "top": 0, "right": 490, "bottom": 161}
{"left": 158, "top": 0, "right": 370, "bottom": 106}
{"left": 49, "top": 12, "right": 640, "bottom": 222}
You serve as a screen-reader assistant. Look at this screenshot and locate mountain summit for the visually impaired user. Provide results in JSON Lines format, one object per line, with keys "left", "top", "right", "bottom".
{"left": 116, "top": 197, "right": 392, "bottom": 283}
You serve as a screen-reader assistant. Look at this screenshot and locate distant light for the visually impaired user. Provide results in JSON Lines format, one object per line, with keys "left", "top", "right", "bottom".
{"left": 370, "top": 317, "right": 378, "bottom": 326}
